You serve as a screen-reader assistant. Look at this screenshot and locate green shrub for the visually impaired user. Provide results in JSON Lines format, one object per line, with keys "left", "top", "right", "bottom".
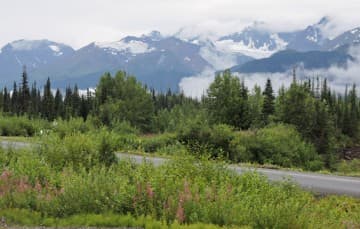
{"left": 336, "top": 159, "right": 360, "bottom": 175}
{"left": 111, "top": 120, "right": 139, "bottom": 135}
{"left": 115, "top": 133, "right": 141, "bottom": 151}
{"left": 141, "top": 133, "right": 177, "bottom": 153}
{"left": 0, "top": 116, "right": 45, "bottom": 137}
{"left": 39, "top": 133, "right": 98, "bottom": 170}
{"left": 50, "top": 118, "right": 94, "bottom": 138}
{"left": 97, "top": 131, "right": 118, "bottom": 167}
{"left": 177, "top": 122, "right": 234, "bottom": 158}
{"left": 230, "top": 124, "right": 323, "bottom": 170}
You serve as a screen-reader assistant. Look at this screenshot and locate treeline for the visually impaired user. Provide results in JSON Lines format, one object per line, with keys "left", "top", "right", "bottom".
{"left": 1, "top": 67, "right": 359, "bottom": 168}
{"left": 0, "top": 68, "right": 195, "bottom": 127}
{"left": 0, "top": 68, "right": 94, "bottom": 121}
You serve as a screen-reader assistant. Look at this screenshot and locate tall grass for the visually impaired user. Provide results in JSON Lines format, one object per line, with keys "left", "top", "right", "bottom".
{"left": 0, "top": 144, "right": 359, "bottom": 228}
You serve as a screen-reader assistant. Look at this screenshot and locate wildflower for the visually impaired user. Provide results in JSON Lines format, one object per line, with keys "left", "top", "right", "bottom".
{"left": 146, "top": 183, "right": 154, "bottom": 199}
{"left": 0, "top": 170, "right": 11, "bottom": 181}
{"left": 183, "top": 180, "right": 192, "bottom": 201}
{"left": 35, "top": 180, "right": 42, "bottom": 193}
{"left": 16, "top": 177, "right": 30, "bottom": 193}
{"left": 176, "top": 204, "right": 185, "bottom": 223}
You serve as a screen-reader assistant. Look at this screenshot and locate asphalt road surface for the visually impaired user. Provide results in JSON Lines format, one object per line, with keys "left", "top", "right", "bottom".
{"left": 117, "top": 153, "right": 360, "bottom": 197}
{"left": 0, "top": 140, "right": 32, "bottom": 149}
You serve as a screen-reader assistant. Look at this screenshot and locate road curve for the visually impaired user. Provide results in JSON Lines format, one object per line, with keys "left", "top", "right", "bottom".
{"left": 117, "top": 153, "right": 360, "bottom": 197}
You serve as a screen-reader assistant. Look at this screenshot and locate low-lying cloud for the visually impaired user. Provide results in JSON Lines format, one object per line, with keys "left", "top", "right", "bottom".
{"left": 179, "top": 45, "right": 360, "bottom": 98}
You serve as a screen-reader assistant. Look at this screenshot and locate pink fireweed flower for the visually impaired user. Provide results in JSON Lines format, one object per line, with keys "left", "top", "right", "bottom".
{"left": 35, "top": 180, "right": 42, "bottom": 193}
{"left": 183, "top": 180, "right": 192, "bottom": 201}
{"left": 176, "top": 204, "right": 185, "bottom": 223}
{"left": 0, "top": 170, "right": 11, "bottom": 181}
{"left": 146, "top": 183, "right": 154, "bottom": 199}
{"left": 16, "top": 177, "right": 31, "bottom": 193}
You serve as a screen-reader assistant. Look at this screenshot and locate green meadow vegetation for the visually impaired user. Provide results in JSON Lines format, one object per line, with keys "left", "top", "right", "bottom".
{"left": 0, "top": 141, "right": 359, "bottom": 228}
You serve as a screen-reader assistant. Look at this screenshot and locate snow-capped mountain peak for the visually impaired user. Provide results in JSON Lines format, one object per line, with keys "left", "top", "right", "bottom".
{"left": 324, "top": 26, "right": 360, "bottom": 50}
{"left": 95, "top": 38, "right": 156, "bottom": 55}
{"left": 216, "top": 24, "right": 287, "bottom": 59}
{"left": 2, "top": 39, "right": 74, "bottom": 58}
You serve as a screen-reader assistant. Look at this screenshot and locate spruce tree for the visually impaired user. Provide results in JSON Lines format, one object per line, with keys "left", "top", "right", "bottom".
{"left": 0, "top": 89, "right": 3, "bottom": 111}
{"left": 30, "top": 82, "right": 39, "bottom": 117}
{"left": 80, "top": 95, "right": 89, "bottom": 121}
{"left": 42, "top": 78, "right": 54, "bottom": 120}
{"left": 72, "top": 84, "right": 81, "bottom": 116}
{"left": 3, "top": 87, "right": 9, "bottom": 113}
{"left": 262, "top": 78, "right": 275, "bottom": 124}
{"left": 64, "top": 86, "right": 73, "bottom": 119}
{"left": 20, "top": 66, "right": 30, "bottom": 114}
{"left": 11, "top": 82, "right": 19, "bottom": 114}
{"left": 54, "top": 89, "right": 63, "bottom": 118}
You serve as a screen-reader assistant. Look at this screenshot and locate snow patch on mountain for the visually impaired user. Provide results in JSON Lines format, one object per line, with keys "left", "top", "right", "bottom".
{"left": 306, "top": 32, "right": 319, "bottom": 43}
{"left": 215, "top": 39, "right": 276, "bottom": 59}
{"left": 49, "top": 45, "right": 60, "bottom": 52}
{"left": 48, "top": 45, "right": 64, "bottom": 56}
{"left": 95, "top": 40, "right": 156, "bottom": 54}
{"left": 350, "top": 28, "right": 360, "bottom": 34}
{"left": 215, "top": 30, "right": 287, "bottom": 59}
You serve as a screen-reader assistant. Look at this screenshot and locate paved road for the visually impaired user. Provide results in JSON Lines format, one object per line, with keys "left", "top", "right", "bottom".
{"left": 2, "top": 141, "right": 360, "bottom": 197}
{"left": 0, "top": 140, "right": 32, "bottom": 149}
{"left": 117, "top": 153, "right": 360, "bottom": 197}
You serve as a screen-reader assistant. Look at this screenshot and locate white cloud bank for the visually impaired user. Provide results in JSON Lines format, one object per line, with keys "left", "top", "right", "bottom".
{"left": 179, "top": 45, "right": 360, "bottom": 98}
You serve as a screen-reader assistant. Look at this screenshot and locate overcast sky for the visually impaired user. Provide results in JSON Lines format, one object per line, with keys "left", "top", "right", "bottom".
{"left": 1, "top": 0, "right": 360, "bottom": 49}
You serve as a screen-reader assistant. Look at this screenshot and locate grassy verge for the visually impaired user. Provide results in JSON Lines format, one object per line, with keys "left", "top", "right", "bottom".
{"left": 0, "top": 209, "right": 236, "bottom": 229}
{"left": 1, "top": 139, "right": 359, "bottom": 229}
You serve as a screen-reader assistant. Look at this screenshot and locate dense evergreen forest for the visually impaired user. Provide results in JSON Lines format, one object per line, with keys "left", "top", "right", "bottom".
{"left": 0, "top": 67, "right": 359, "bottom": 170}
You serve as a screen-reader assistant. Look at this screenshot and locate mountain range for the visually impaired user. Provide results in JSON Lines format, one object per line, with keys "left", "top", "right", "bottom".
{"left": 0, "top": 17, "right": 359, "bottom": 91}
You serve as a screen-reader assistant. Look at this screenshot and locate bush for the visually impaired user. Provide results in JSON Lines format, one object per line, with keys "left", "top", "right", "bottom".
{"left": 141, "top": 133, "right": 177, "bottom": 153}
{"left": 177, "top": 121, "right": 234, "bottom": 158}
{"left": 230, "top": 124, "right": 323, "bottom": 170}
{"left": 97, "top": 131, "right": 118, "bottom": 167}
{"left": 111, "top": 120, "right": 139, "bottom": 135}
{"left": 49, "top": 118, "right": 95, "bottom": 138}
{"left": 39, "top": 133, "right": 98, "bottom": 170}
{"left": 0, "top": 116, "right": 45, "bottom": 137}
{"left": 336, "top": 159, "right": 360, "bottom": 175}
